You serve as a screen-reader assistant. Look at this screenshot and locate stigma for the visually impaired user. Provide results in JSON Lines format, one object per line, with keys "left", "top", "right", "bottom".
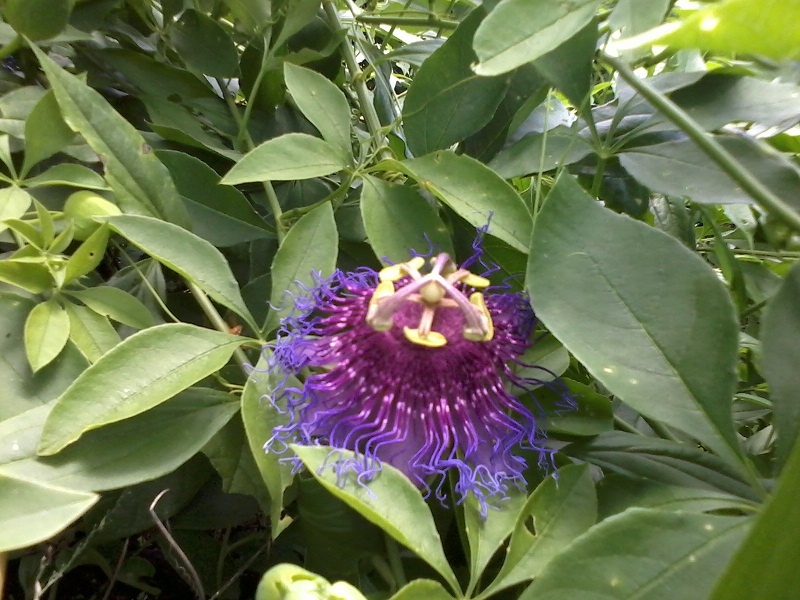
{"left": 365, "top": 253, "right": 494, "bottom": 347}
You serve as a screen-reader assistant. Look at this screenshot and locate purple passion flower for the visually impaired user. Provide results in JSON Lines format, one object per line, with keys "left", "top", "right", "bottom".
{"left": 264, "top": 236, "right": 570, "bottom": 513}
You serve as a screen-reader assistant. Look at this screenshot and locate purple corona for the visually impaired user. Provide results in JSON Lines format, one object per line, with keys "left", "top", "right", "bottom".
{"left": 264, "top": 234, "right": 570, "bottom": 513}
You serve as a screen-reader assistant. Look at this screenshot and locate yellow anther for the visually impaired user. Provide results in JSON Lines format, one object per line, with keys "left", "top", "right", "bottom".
{"left": 379, "top": 264, "right": 404, "bottom": 282}
{"left": 468, "top": 292, "right": 494, "bottom": 341}
{"left": 370, "top": 280, "right": 395, "bottom": 304}
{"left": 461, "top": 273, "right": 491, "bottom": 288}
{"left": 407, "top": 256, "right": 425, "bottom": 271}
{"left": 403, "top": 327, "right": 447, "bottom": 348}
{"left": 366, "top": 281, "right": 396, "bottom": 331}
{"left": 420, "top": 281, "right": 445, "bottom": 304}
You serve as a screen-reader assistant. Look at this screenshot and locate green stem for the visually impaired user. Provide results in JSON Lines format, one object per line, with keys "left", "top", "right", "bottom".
{"left": 740, "top": 297, "right": 770, "bottom": 319}
{"left": 601, "top": 52, "right": 800, "bottom": 232}
{"left": 383, "top": 533, "right": 407, "bottom": 590}
{"left": 356, "top": 14, "right": 458, "bottom": 29}
{"left": 696, "top": 244, "right": 800, "bottom": 259}
{"left": 642, "top": 416, "right": 680, "bottom": 442}
{"left": 323, "top": 1, "right": 394, "bottom": 162}
{"left": 613, "top": 414, "right": 642, "bottom": 435}
{"left": 187, "top": 280, "right": 251, "bottom": 372}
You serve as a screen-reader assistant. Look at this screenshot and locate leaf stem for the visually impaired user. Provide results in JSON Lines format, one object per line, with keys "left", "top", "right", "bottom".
{"left": 600, "top": 52, "right": 800, "bottom": 232}
{"left": 383, "top": 533, "right": 407, "bottom": 590}
{"left": 356, "top": 14, "right": 459, "bottom": 29}
{"left": 323, "top": 1, "right": 394, "bottom": 162}
{"left": 186, "top": 281, "right": 250, "bottom": 372}
{"left": 613, "top": 414, "right": 642, "bottom": 435}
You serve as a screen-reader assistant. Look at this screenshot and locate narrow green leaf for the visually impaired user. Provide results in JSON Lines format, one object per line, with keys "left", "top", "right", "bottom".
{"left": 0, "top": 261, "right": 51, "bottom": 294}
{"left": 37, "top": 323, "right": 241, "bottom": 455}
{"left": 63, "top": 223, "right": 110, "bottom": 284}
{"left": 710, "top": 435, "right": 800, "bottom": 600}
{"left": 21, "top": 90, "right": 75, "bottom": 175}
{"left": 221, "top": 133, "right": 348, "bottom": 184}
{"left": 265, "top": 203, "right": 338, "bottom": 332}
{"left": 403, "top": 8, "right": 508, "bottom": 156}
{"left": 402, "top": 151, "right": 531, "bottom": 253}
{"left": 0, "top": 472, "right": 98, "bottom": 552}
{"left": 284, "top": 63, "right": 353, "bottom": 158}
{"left": 539, "top": 378, "right": 614, "bottom": 437}
{"left": 29, "top": 44, "right": 189, "bottom": 227}
{"left": 761, "top": 260, "right": 800, "bottom": 470}
{"left": 0, "top": 186, "right": 33, "bottom": 235}
{"left": 3, "top": 388, "right": 238, "bottom": 491}
{"left": 63, "top": 301, "right": 120, "bottom": 363}
{"left": 533, "top": 20, "right": 598, "bottom": 106}
{"left": 292, "top": 445, "right": 460, "bottom": 594}
{"left": 521, "top": 509, "right": 750, "bottom": 600}
{"left": 24, "top": 298, "right": 70, "bottom": 372}
{"left": 473, "top": 0, "right": 603, "bottom": 76}
{"left": 389, "top": 580, "right": 454, "bottom": 600}
{"left": 106, "top": 214, "right": 256, "bottom": 329}
{"left": 489, "top": 125, "right": 594, "bottom": 179}
{"left": 65, "top": 286, "right": 155, "bottom": 330}
{"left": 23, "top": 163, "right": 109, "bottom": 190}
{"left": 170, "top": 9, "right": 239, "bottom": 77}
{"left": 528, "top": 174, "right": 743, "bottom": 469}
{"left": 360, "top": 174, "right": 453, "bottom": 264}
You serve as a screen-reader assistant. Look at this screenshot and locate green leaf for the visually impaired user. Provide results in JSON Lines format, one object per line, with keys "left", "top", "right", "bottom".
{"left": 157, "top": 150, "right": 271, "bottom": 247}
{"left": 609, "top": 0, "right": 671, "bottom": 38}
{"left": 63, "top": 301, "right": 120, "bottom": 363}
{"left": 389, "top": 580, "right": 455, "bottom": 600}
{"left": 402, "top": 151, "right": 531, "bottom": 253}
{"left": 521, "top": 509, "right": 750, "bottom": 600}
{"left": 489, "top": 125, "right": 594, "bottom": 178}
{"left": 21, "top": 90, "right": 75, "bottom": 175}
{"left": 265, "top": 203, "right": 338, "bottom": 332}
{"left": 761, "top": 261, "right": 800, "bottom": 470}
{"left": 0, "top": 185, "right": 33, "bottom": 235}
{"left": 0, "top": 260, "right": 51, "bottom": 294}
{"left": 284, "top": 63, "right": 353, "bottom": 158}
{"left": 402, "top": 8, "right": 508, "bottom": 156}
{"left": 488, "top": 464, "right": 597, "bottom": 594}
{"left": 24, "top": 298, "right": 70, "bottom": 372}
{"left": 106, "top": 214, "right": 256, "bottom": 329}
{"left": 241, "top": 352, "right": 295, "bottom": 538}
{"left": 538, "top": 378, "right": 614, "bottom": 437}
{"left": 65, "top": 286, "right": 155, "bottom": 330}
{"left": 37, "top": 323, "right": 241, "bottom": 455}
{"left": 0, "top": 472, "right": 98, "bottom": 552}
{"left": 3, "top": 388, "right": 238, "bottom": 491}
{"left": 170, "top": 8, "right": 239, "bottom": 77}
{"left": 528, "top": 174, "right": 743, "bottom": 469}
{"left": 360, "top": 174, "right": 453, "bottom": 264}
{"left": 710, "top": 435, "right": 800, "bottom": 600}
{"left": 619, "top": 137, "right": 800, "bottom": 207}
{"left": 63, "top": 223, "right": 110, "bottom": 284}
{"left": 23, "top": 163, "right": 109, "bottom": 190}
{"left": 620, "top": 0, "right": 800, "bottom": 61}
{"left": 533, "top": 20, "right": 597, "bottom": 106}
{"left": 29, "top": 44, "right": 189, "bottom": 227}
{"left": 564, "top": 432, "right": 758, "bottom": 500}
{"left": 221, "top": 133, "right": 348, "bottom": 184}
{"left": 291, "top": 444, "right": 460, "bottom": 594}
{"left": 473, "top": 0, "right": 603, "bottom": 76}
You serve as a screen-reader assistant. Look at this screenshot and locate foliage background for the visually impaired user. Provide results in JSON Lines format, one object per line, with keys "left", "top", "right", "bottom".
{"left": 0, "top": 0, "right": 799, "bottom": 598}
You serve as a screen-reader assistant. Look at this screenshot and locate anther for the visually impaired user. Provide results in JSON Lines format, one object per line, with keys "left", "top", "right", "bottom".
{"left": 404, "top": 327, "right": 447, "bottom": 347}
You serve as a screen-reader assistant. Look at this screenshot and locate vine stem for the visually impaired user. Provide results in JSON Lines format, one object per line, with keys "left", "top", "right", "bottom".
{"left": 356, "top": 14, "right": 458, "bottom": 29}
{"left": 323, "top": 1, "right": 394, "bottom": 162}
{"left": 600, "top": 52, "right": 800, "bottom": 232}
{"left": 383, "top": 533, "right": 407, "bottom": 590}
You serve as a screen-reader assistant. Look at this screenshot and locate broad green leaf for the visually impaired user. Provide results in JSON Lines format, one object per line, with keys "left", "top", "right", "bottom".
{"left": 360, "top": 174, "right": 453, "bottom": 264}
{"left": 0, "top": 186, "right": 33, "bottom": 234}
{"left": 464, "top": 487, "right": 525, "bottom": 585}
{"left": 403, "top": 8, "right": 508, "bottom": 156}
{"left": 0, "top": 472, "right": 98, "bottom": 552}
{"left": 241, "top": 352, "right": 296, "bottom": 538}
{"left": 221, "top": 133, "right": 348, "bottom": 184}
{"left": 157, "top": 150, "right": 271, "bottom": 247}
{"left": 537, "top": 378, "right": 614, "bottom": 437}
{"left": 65, "top": 286, "right": 155, "bottom": 330}
{"left": 389, "top": 580, "right": 454, "bottom": 600}
{"left": 489, "top": 125, "right": 594, "bottom": 178}
{"left": 487, "top": 465, "right": 597, "bottom": 594}
{"left": 402, "top": 151, "right": 531, "bottom": 253}
{"left": 292, "top": 445, "right": 460, "bottom": 594}
{"left": 618, "top": 0, "right": 800, "bottom": 61}
{"left": 170, "top": 9, "right": 239, "bottom": 77}
{"left": 24, "top": 298, "right": 70, "bottom": 372}
{"left": 0, "top": 404, "right": 50, "bottom": 465}
{"left": 284, "top": 63, "right": 353, "bottom": 158}
{"left": 761, "top": 261, "right": 800, "bottom": 470}
{"left": 521, "top": 509, "right": 750, "bottom": 600}
{"left": 473, "top": 0, "right": 603, "bottom": 76}
{"left": 0, "top": 294, "right": 87, "bottom": 420}
{"left": 63, "top": 223, "right": 110, "bottom": 283}
{"left": 3, "top": 388, "right": 237, "bottom": 491}
{"left": 609, "top": 0, "right": 671, "bottom": 38}
{"left": 564, "top": 432, "right": 758, "bottom": 501}
{"left": 265, "top": 203, "right": 338, "bottom": 332}
{"left": 29, "top": 45, "right": 189, "bottom": 227}
{"left": 650, "top": 195, "right": 695, "bottom": 248}
{"left": 528, "top": 175, "right": 743, "bottom": 469}
{"left": 23, "top": 163, "right": 109, "bottom": 190}
{"left": 37, "top": 323, "right": 241, "bottom": 455}
{"left": 0, "top": 261, "right": 51, "bottom": 294}
{"left": 106, "top": 214, "right": 256, "bottom": 329}
{"left": 710, "top": 436, "right": 800, "bottom": 600}
{"left": 63, "top": 301, "right": 120, "bottom": 363}
{"left": 222, "top": 0, "right": 271, "bottom": 33}
{"left": 533, "top": 20, "right": 597, "bottom": 106}
{"left": 21, "top": 90, "right": 75, "bottom": 176}
{"left": 619, "top": 137, "right": 800, "bottom": 207}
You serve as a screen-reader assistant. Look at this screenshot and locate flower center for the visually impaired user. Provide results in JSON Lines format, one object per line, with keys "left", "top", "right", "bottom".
{"left": 365, "top": 253, "right": 495, "bottom": 347}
